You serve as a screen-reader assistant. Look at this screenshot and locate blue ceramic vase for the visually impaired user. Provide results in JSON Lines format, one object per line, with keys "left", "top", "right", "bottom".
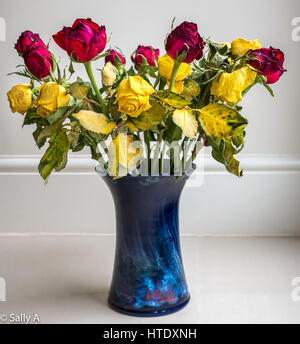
{"left": 99, "top": 169, "right": 192, "bottom": 316}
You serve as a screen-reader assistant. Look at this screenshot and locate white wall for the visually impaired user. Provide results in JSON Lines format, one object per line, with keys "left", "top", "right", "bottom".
{"left": 0, "top": 0, "right": 299, "bottom": 235}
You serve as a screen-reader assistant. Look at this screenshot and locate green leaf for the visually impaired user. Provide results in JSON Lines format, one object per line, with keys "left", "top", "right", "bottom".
{"left": 262, "top": 83, "right": 274, "bottom": 97}
{"left": 182, "top": 79, "right": 201, "bottom": 100}
{"left": 71, "top": 130, "right": 106, "bottom": 153}
{"left": 108, "top": 95, "right": 122, "bottom": 121}
{"left": 69, "top": 82, "right": 91, "bottom": 99}
{"left": 35, "top": 122, "right": 62, "bottom": 148}
{"left": 68, "top": 60, "right": 75, "bottom": 76}
{"left": 68, "top": 125, "right": 80, "bottom": 150}
{"left": 163, "top": 117, "right": 183, "bottom": 143}
{"left": 129, "top": 99, "right": 166, "bottom": 130}
{"left": 38, "top": 129, "right": 70, "bottom": 183}
{"left": 207, "top": 136, "right": 226, "bottom": 164}
{"left": 171, "top": 17, "right": 176, "bottom": 30}
{"left": 46, "top": 106, "right": 69, "bottom": 125}
{"left": 32, "top": 125, "right": 46, "bottom": 149}
{"left": 172, "top": 108, "right": 198, "bottom": 138}
{"left": 73, "top": 110, "right": 116, "bottom": 134}
{"left": 209, "top": 51, "right": 229, "bottom": 66}
{"left": 155, "top": 90, "right": 191, "bottom": 109}
{"left": 255, "top": 74, "right": 274, "bottom": 97}
{"left": 205, "top": 41, "right": 230, "bottom": 68}
{"left": 23, "top": 109, "right": 48, "bottom": 127}
{"left": 223, "top": 140, "right": 242, "bottom": 177}
{"left": 207, "top": 136, "right": 243, "bottom": 177}
{"left": 55, "top": 151, "right": 68, "bottom": 172}
{"left": 72, "top": 134, "right": 86, "bottom": 152}
{"left": 197, "top": 103, "right": 247, "bottom": 142}
{"left": 89, "top": 144, "right": 102, "bottom": 161}
{"left": 232, "top": 124, "right": 247, "bottom": 150}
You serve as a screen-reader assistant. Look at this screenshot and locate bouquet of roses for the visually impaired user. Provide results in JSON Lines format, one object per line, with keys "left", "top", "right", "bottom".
{"left": 7, "top": 18, "right": 286, "bottom": 182}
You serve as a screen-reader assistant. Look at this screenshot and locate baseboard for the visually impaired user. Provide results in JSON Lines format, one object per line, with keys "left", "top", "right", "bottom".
{"left": 0, "top": 154, "right": 299, "bottom": 236}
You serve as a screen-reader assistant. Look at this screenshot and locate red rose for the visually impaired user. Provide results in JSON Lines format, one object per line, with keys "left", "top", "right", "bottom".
{"left": 165, "top": 21, "right": 205, "bottom": 63}
{"left": 53, "top": 18, "right": 107, "bottom": 62}
{"left": 105, "top": 49, "right": 126, "bottom": 66}
{"left": 249, "top": 47, "right": 286, "bottom": 84}
{"left": 14, "top": 30, "right": 52, "bottom": 79}
{"left": 131, "top": 45, "right": 160, "bottom": 67}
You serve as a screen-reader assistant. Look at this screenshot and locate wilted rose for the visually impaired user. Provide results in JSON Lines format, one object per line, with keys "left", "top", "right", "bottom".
{"left": 15, "top": 31, "right": 47, "bottom": 56}
{"left": 157, "top": 54, "right": 191, "bottom": 93}
{"left": 231, "top": 38, "right": 261, "bottom": 57}
{"left": 165, "top": 21, "right": 205, "bottom": 63}
{"left": 115, "top": 76, "right": 155, "bottom": 117}
{"left": 249, "top": 47, "right": 286, "bottom": 84}
{"left": 7, "top": 84, "right": 33, "bottom": 115}
{"left": 105, "top": 49, "right": 125, "bottom": 66}
{"left": 211, "top": 67, "right": 257, "bottom": 105}
{"left": 131, "top": 45, "right": 160, "bottom": 67}
{"left": 53, "top": 18, "right": 107, "bottom": 62}
{"left": 36, "top": 82, "right": 70, "bottom": 116}
{"left": 14, "top": 30, "right": 52, "bottom": 79}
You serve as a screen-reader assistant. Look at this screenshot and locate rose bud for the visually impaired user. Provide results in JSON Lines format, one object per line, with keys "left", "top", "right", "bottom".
{"left": 249, "top": 47, "right": 286, "bottom": 84}
{"left": 131, "top": 45, "right": 160, "bottom": 67}
{"left": 53, "top": 18, "right": 107, "bottom": 62}
{"left": 15, "top": 30, "right": 47, "bottom": 56}
{"left": 102, "top": 62, "right": 118, "bottom": 87}
{"left": 105, "top": 49, "right": 125, "bottom": 67}
{"left": 14, "top": 30, "right": 53, "bottom": 79}
{"left": 165, "top": 21, "right": 205, "bottom": 63}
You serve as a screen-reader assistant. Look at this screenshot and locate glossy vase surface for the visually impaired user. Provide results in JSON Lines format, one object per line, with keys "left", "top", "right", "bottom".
{"left": 99, "top": 170, "right": 192, "bottom": 316}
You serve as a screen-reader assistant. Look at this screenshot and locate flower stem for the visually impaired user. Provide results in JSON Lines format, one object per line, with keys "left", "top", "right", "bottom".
{"left": 84, "top": 61, "right": 108, "bottom": 115}
{"left": 169, "top": 59, "right": 181, "bottom": 92}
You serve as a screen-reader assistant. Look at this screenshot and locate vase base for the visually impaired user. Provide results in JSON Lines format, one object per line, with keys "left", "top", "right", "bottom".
{"left": 108, "top": 296, "right": 190, "bottom": 317}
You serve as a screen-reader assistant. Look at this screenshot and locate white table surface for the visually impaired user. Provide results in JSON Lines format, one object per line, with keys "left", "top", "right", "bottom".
{"left": 0, "top": 235, "right": 299, "bottom": 324}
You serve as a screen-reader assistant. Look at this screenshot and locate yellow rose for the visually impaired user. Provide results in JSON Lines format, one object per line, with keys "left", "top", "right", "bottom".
{"left": 36, "top": 82, "right": 70, "bottom": 116}
{"left": 157, "top": 54, "right": 192, "bottom": 93}
{"left": 102, "top": 62, "right": 117, "bottom": 87}
{"left": 231, "top": 38, "right": 261, "bottom": 57}
{"left": 211, "top": 66, "right": 257, "bottom": 105}
{"left": 7, "top": 84, "right": 33, "bottom": 115}
{"left": 115, "top": 76, "right": 155, "bottom": 118}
